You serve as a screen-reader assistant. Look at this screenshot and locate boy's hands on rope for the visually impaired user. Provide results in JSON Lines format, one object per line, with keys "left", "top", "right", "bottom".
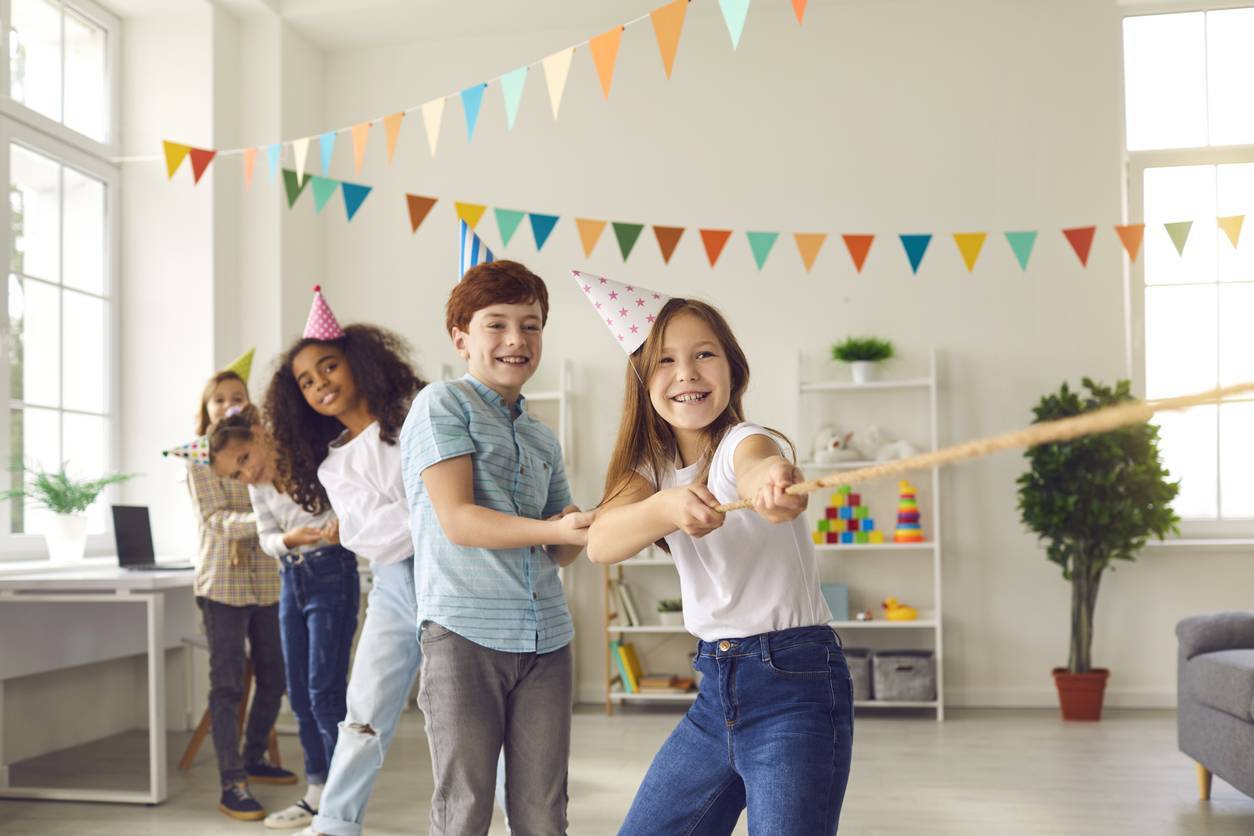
{"left": 667, "top": 485, "right": 725, "bottom": 538}
{"left": 752, "top": 461, "right": 808, "bottom": 524}
{"left": 548, "top": 504, "right": 596, "bottom": 547}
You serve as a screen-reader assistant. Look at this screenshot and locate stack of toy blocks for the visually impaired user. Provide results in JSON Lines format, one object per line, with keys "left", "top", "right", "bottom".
{"left": 813, "top": 485, "right": 884, "bottom": 544}
{"left": 893, "top": 480, "right": 925, "bottom": 543}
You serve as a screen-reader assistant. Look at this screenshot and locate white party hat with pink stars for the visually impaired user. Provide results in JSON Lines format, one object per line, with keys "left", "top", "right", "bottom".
{"left": 304, "top": 285, "right": 345, "bottom": 340}
{"left": 571, "top": 270, "right": 671, "bottom": 354}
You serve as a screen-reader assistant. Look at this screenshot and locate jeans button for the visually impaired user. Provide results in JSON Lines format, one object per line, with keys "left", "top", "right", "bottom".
{"left": 718, "top": 640, "right": 731, "bottom": 652}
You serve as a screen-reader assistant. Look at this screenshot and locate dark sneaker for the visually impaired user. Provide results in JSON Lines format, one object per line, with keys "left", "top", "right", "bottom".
{"left": 246, "top": 758, "right": 299, "bottom": 785}
{"left": 219, "top": 781, "right": 266, "bottom": 821}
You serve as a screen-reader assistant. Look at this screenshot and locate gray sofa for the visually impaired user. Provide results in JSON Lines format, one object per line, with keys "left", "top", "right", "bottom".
{"left": 1176, "top": 611, "right": 1254, "bottom": 800}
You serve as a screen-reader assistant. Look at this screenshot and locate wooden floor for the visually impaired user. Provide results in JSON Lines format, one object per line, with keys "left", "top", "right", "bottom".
{"left": 2, "top": 706, "right": 1252, "bottom": 834}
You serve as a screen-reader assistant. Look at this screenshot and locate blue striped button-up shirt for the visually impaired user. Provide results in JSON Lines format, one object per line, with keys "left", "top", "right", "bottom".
{"left": 400, "top": 374, "right": 574, "bottom": 653}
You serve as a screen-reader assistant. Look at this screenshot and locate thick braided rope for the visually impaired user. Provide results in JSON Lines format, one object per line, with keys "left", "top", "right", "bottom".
{"left": 715, "top": 381, "right": 1254, "bottom": 514}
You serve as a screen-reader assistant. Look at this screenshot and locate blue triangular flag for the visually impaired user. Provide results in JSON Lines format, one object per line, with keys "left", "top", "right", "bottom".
{"left": 341, "top": 182, "right": 372, "bottom": 221}
{"left": 899, "top": 234, "right": 932, "bottom": 274}
{"left": 500, "top": 67, "right": 527, "bottom": 131}
{"left": 461, "top": 83, "right": 487, "bottom": 142}
{"left": 1004, "top": 231, "right": 1038, "bottom": 271}
{"left": 529, "top": 213, "right": 559, "bottom": 251}
{"left": 718, "top": 0, "right": 751, "bottom": 49}
{"left": 319, "top": 132, "right": 336, "bottom": 174}
{"left": 267, "top": 144, "right": 281, "bottom": 180}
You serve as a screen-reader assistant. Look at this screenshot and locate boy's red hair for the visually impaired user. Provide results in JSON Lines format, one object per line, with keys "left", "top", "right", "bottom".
{"left": 446, "top": 260, "right": 550, "bottom": 335}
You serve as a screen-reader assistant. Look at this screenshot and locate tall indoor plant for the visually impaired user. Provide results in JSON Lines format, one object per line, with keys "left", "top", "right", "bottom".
{"left": 1016, "top": 379, "right": 1179, "bottom": 720}
{"left": 2, "top": 466, "right": 133, "bottom": 562}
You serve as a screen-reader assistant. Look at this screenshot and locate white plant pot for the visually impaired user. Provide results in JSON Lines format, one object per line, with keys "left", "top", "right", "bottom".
{"left": 850, "top": 361, "right": 881, "bottom": 384}
{"left": 658, "top": 611, "right": 684, "bottom": 626}
{"left": 45, "top": 513, "right": 89, "bottom": 563}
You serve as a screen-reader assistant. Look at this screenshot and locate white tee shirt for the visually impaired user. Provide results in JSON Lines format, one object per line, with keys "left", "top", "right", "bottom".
{"left": 657, "top": 422, "right": 831, "bottom": 641}
{"left": 317, "top": 422, "right": 410, "bottom": 566}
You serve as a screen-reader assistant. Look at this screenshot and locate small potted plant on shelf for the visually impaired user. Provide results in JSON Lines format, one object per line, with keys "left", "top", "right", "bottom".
{"left": 1016, "top": 378, "right": 1178, "bottom": 721}
{"left": 656, "top": 598, "right": 684, "bottom": 626}
{"left": 831, "top": 337, "right": 895, "bottom": 384}
{"left": 1, "top": 465, "right": 134, "bottom": 563}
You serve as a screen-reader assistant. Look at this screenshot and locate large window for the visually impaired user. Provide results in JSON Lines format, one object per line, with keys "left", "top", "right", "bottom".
{"left": 0, "top": 0, "right": 117, "bottom": 552}
{"left": 1124, "top": 7, "right": 1254, "bottom": 535}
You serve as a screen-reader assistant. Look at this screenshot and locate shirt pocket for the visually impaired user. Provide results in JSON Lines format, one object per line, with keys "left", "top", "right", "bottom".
{"left": 517, "top": 449, "right": 551, "bottom": 519}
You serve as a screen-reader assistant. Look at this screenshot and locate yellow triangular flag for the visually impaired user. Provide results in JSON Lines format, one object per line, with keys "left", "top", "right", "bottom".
{"left": 576, "top": 218, "right": 608, "bottom": 257}
{"left": 794, "top": 233, "right": 826, "bottom": 272}
{"left": 953, "top": 232, "right": 987, "bottom": 272}
{"left": 383, "top": 112, "right": 404, "bottom": 164}
{"left": 351, "top": 122, "right": 371, "bottom": 174}
{"left": 421, "top": 99, "right": 444, "bottom": 157}
{"left": 163, "top": 141, "right": 191, "bottom": 179}
{"left": 542, "top": 48, "right": 575, "bottom": 119}
{"left": 1219, "top": 215, "right": 1245, "bottom": 250}
{"left": 455, "top": 202, "right": 487, "bottom": 230}
{"left": 651, "top": 0, "right": 688, "bottom": 80}
{"left": 292, "top": 137, "right": 311, "bottom": 182}
{"left": 223, "top": 348, "right": 255, "bottom": 384}
{"left": 589, "top": 27, "right": 624, "bottom": 99}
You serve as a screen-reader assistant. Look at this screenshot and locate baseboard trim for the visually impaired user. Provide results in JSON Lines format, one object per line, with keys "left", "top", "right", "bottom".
{"left": 575, "top": 685, "right": 1177, "bottom": 709}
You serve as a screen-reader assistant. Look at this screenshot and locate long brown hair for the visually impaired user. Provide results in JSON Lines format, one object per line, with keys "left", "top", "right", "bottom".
{"left": 196, "top": 371, "right": 248, "bottom": 435}
{"left": 601, "top": 298, "right": 792, "bottom": 505}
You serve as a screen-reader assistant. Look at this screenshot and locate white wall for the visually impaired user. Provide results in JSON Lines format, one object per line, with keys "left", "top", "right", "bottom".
{"left": 302, "top": 0, "right": 1254, "bottom": 707}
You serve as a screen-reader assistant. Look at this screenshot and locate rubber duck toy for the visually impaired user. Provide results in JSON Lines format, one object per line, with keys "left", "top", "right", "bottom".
{"left": 882, "top": 597, "right": 918, "bottom": 621}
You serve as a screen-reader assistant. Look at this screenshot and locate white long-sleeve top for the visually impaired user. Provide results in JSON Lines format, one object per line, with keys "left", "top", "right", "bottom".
{"left": 317, "top": 421, "right": 411, "bottom": 566}
{"left": 247, "top": 482, "right": 337, "bottom": 560}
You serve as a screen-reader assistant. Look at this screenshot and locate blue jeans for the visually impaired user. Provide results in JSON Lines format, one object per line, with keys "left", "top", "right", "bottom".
{"left": 311, "top": 559, "right": 508, "bottom": 835}
{"left": 278, "top": 545, "right": 360, "bottom": 785}
{"left": 620, "top": 625, "right": 854, "bottom": 836}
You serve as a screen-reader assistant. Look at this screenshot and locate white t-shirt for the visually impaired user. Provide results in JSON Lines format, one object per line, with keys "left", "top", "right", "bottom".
{"left": 317, "top": 422, "right": 410, "bottom": 566}
{"left": 657, "top": 422, "right": 831, "bottom": 641}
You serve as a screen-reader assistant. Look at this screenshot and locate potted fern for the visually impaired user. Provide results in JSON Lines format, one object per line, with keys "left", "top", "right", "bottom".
{"left": 832, "top": 337, "right": 894, "bottom": 384}
{"left": 2, "top": 466, "right": 134, "bottom": 562}
{"left": 1016, "top": 379, "right": 1178, "bottom": 721}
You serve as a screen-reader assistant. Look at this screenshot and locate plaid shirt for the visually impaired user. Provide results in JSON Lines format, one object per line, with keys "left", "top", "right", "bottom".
{"left": 185, "top": 462, "right": 280, "bottom": 607}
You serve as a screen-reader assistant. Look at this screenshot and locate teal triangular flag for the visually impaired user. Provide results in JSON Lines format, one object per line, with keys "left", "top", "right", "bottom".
{"left": 899, "top": 234, "right": 932, "bottom": 274}
{"left": 281, "top": 169, "right": 308, "bottom": 207}
{"left": 746, "top": 231, "right": 779, "bottom": 270}
{"left": 310, "top": 175, "right": 339, "bottom": 213}
{"left": 1165, "top": 221, "right": 1193, "bottom": 256}
{"left": 495, "top": 208, "right": 526, "bottom": 246}
{"left": 718, "top": 0, "right": 751, "bottom": 49}
{"left": 461, "top": 83, "right": 486, "bottom": 142}
{"left": 319, "top": 132, "right": 336, "bottom": 174}
{"left": 612, "top": 222, "right": 645, "bottom": 260}
{"left": 500, "top": 67, "right": 527, "bottom": 131}
{"left": 341, "top": 182, "right": 372, "bottom": 221}
{"left": 267, "top": 144, "right": 282, "bottom": 180}
{"left": 529, "top": 213, "right": 559, "bottom": 251}
{"left": 1004, "top": 231, "right": 1038, "bottom": 271}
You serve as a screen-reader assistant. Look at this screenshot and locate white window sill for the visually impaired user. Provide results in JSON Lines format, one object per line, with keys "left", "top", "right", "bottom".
{"left": 1145, "top": 538, "right": 1254, "bottom": 550}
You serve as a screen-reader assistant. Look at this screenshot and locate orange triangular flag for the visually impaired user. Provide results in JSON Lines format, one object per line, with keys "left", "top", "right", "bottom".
{"left": 794, "top": 233, "right": 826, "bottom": 272}
{"left": 842, "top": 234, "right": 874, "bottom": 273}
{"left": 1063, "top": 226, "right": 1097, "bottom": 267}
{"left": 242, "top": 147, "right": 257, "bottom": 189}
{"left": 650, "top": 0, "right": 687, "bottom": 80}
{"left": 351, "top": 122, "right": 371, "bottom": 174}
{"left": 792, "top": 0, "right": 808, "bottom": 23}
{"left": 952, "top": 232, "right": 987, "bottom": 273}
{"left": 383, "top": 112, "right": 404, "bottom": 164}
{"left": 188, "top": 148, "right": 217, "bottom": 184}
{"left": 163, "top": 141, "right": 191, "bottom": 179}
{"left": 700, "top": 229, "right": 732, "bottom": 267}
{"left": 589, "top": 26, "right": 624, "bottom": 99}
{"left": 653, "top": 226, "right": 685, "bottom": 263}
{"left": 1218, "top": 215, "right": 1245, "bottom": 249}
{"left": 1115, "top": 224, "right": 1145, "bottom": 262}
{"left": 575, "top": 218, "right": 607, "bottom": 257}
{"left": 405, "top": 194, "right": 437, "bottom": 233}
{"left": 455, "top": 202, "right": 487, "bottom": 230}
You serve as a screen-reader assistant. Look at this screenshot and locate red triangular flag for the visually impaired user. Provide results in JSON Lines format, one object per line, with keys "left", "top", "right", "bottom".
{"left": 792, "top": 0, "right": 808, "bottom": 23}
{"left": 405, "top": 194, "right": 437, "bottom": 233}
{"left": 842, "top": 234, "right": 875, "bottom": 273}
{"left": 188, "top": 148, "right": 217, "bottom": 184}
{"left": 1114, "top": 224, "right": 1145, "bottom": 262}
{"left": 1063, "top": 226, "right": 1097, "bottom": 267}
{"left": 700, "top": 229, "right": 732, "bottom": 267}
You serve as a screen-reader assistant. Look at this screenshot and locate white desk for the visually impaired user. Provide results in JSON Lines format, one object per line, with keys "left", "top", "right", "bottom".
{"left": 0, "top": 561, "right": 196, "bottom": 804}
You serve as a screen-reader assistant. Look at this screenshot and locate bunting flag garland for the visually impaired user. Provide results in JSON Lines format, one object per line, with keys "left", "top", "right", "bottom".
{"left": 651, "top": 0, "right": 688, "bottom": 80}
{"left": 421, "top": 100, "right": 444, "bottom": 157}
{"left": 746, "top": 231, "right": 779, "bottom": 270}
{"left": 351, "top": 122, "right": 371, "bottom": 174}
{"left": 719, "top": 0, "right": 751, "bottom": 50}
{"left": 1062, "top": 226, "right": 1096, "bottom": 267}
{"left": 384, "top": 112, "right": 405, "bottom": 163}
{"left": 654, "top": 225, "right": 685, "bottom": 263}
{"left": 188, "top": 147, "right": 216, "bottom": 184}
{"left": 1218, "top": 214, "right": 1245, "bottom": 249}
{"left": 495, "top": 208, "right": 527, "bottom": 246}
{"left": 794, "top": 233, "right": 826, "bottom": 272}
{"left": 1165, "top": 220, "right": 1193, "bottom": 256}
{"left": 701, "top": 228, "right": 732, "bottom": 267}
{"left": 461, "top": 84, "right": 487, "bottom": 141}
{"left": 242, "top": 147, "right": 257, "bottom": 189}
{"left": 319, "top": 132, "right": 336, "bottom": 174}
{"left": 163, "top": 141, "right": 190, "bottom": 178}
{"left": 530, "top": 213, "right": 560, "bottom": 251}
{"left": 406, "top": 194, "right": 438, "bottom": 233}
{"left": 310, "top": 175, "right": 340, "bottom": 213}
{"left": 1004, "top": 230, "right": 1037, "bottom": 270}
{"left": 267, "top": 144, "right": 281, "bottom": 181}
{"left": 1114, "top": 224, "right": 1144, "bottom": 262}
{"left": 455, "top": 201, "right": 487, "bottom": 229}
{"left": 792, "top": 0, "right": 808, "bottom": 24}
{"left": 292, "top": 137, "right": 311, "bottom": 183}
{"left": 500, "top": 67, "right": 528, "bottom": 130}
{"left": 341, "top": 182, "right": 372, "bottom": 221}
{"left": 282, "top": 169, "right": 309, "bottom": 207}
{"left": 590, "top": 26, "right": 624, "bottom": 99}
{"left": 613, "top": 222, "right": 645, "bottom": 260}
{"left": 899, "top": 234, "right": 932, "bottom": 274}
{"left": 576, "top": 218, "right": 607, "bottom": 257}
{"left": 542, "top": 48, "right": 574, "bottom": 119}
{"left": 842, "top": 234, "right": 874, "bottom": 273}
{"left": 952, "top": 232, "right": 987, "bottom": 273}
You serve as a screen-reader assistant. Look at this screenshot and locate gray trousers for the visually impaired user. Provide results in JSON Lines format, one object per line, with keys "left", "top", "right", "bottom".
{"left": 418, "top": 622, "right": 572, "bottom": 836}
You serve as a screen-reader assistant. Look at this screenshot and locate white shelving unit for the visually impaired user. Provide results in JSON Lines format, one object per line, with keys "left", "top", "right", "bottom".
{"left": 798, "top": 348, "right": 945, "bottom": 720}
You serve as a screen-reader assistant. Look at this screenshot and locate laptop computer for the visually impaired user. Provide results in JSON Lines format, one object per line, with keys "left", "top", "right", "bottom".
{"left": 112, "top": 505, "right": 193, "bottom": 571}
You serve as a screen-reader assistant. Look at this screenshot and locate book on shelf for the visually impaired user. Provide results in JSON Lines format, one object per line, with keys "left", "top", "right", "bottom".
{"left": 608, "top": 639, "right": 635, "bottom": 693}
{"left": 617, "top": 581, "right": 642, "bottom": 627}
{"left": 618, "top": 642, "right": 644, "bottom": 693}
{"left": 639, "top": 674, "right": 678, "bottom": 689}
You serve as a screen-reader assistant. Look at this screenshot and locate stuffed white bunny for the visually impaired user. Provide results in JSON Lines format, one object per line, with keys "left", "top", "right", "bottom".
{"left": 812, "top": 424, "right": 864, "bottom": 464}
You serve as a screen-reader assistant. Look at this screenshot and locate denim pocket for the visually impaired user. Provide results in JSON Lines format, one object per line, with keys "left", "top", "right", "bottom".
{"left": 765, "top": 641, "right": 832, "bottom": 678}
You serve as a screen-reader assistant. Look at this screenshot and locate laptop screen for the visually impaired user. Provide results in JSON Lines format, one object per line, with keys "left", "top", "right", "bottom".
{"left": 112, "top": 505, "right": 156, "bottom": 568}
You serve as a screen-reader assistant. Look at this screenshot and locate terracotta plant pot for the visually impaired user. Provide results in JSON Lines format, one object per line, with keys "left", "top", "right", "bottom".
{"left": 1053, "top": 668, "right": 1110, "bottom": 721}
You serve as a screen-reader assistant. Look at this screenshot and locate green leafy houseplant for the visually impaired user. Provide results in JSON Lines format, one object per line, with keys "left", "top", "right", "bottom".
{"left": 1016, "top": 379, "right": 1179, "bottom": 675}
{"left": 1, "top": 466, "right": 134, "bottom": 514}
{"left": 831, "top": 337, "right": 895, "bottom": 363}
{"left": 656, "top": 598, "right": 683, "bottom": 613}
